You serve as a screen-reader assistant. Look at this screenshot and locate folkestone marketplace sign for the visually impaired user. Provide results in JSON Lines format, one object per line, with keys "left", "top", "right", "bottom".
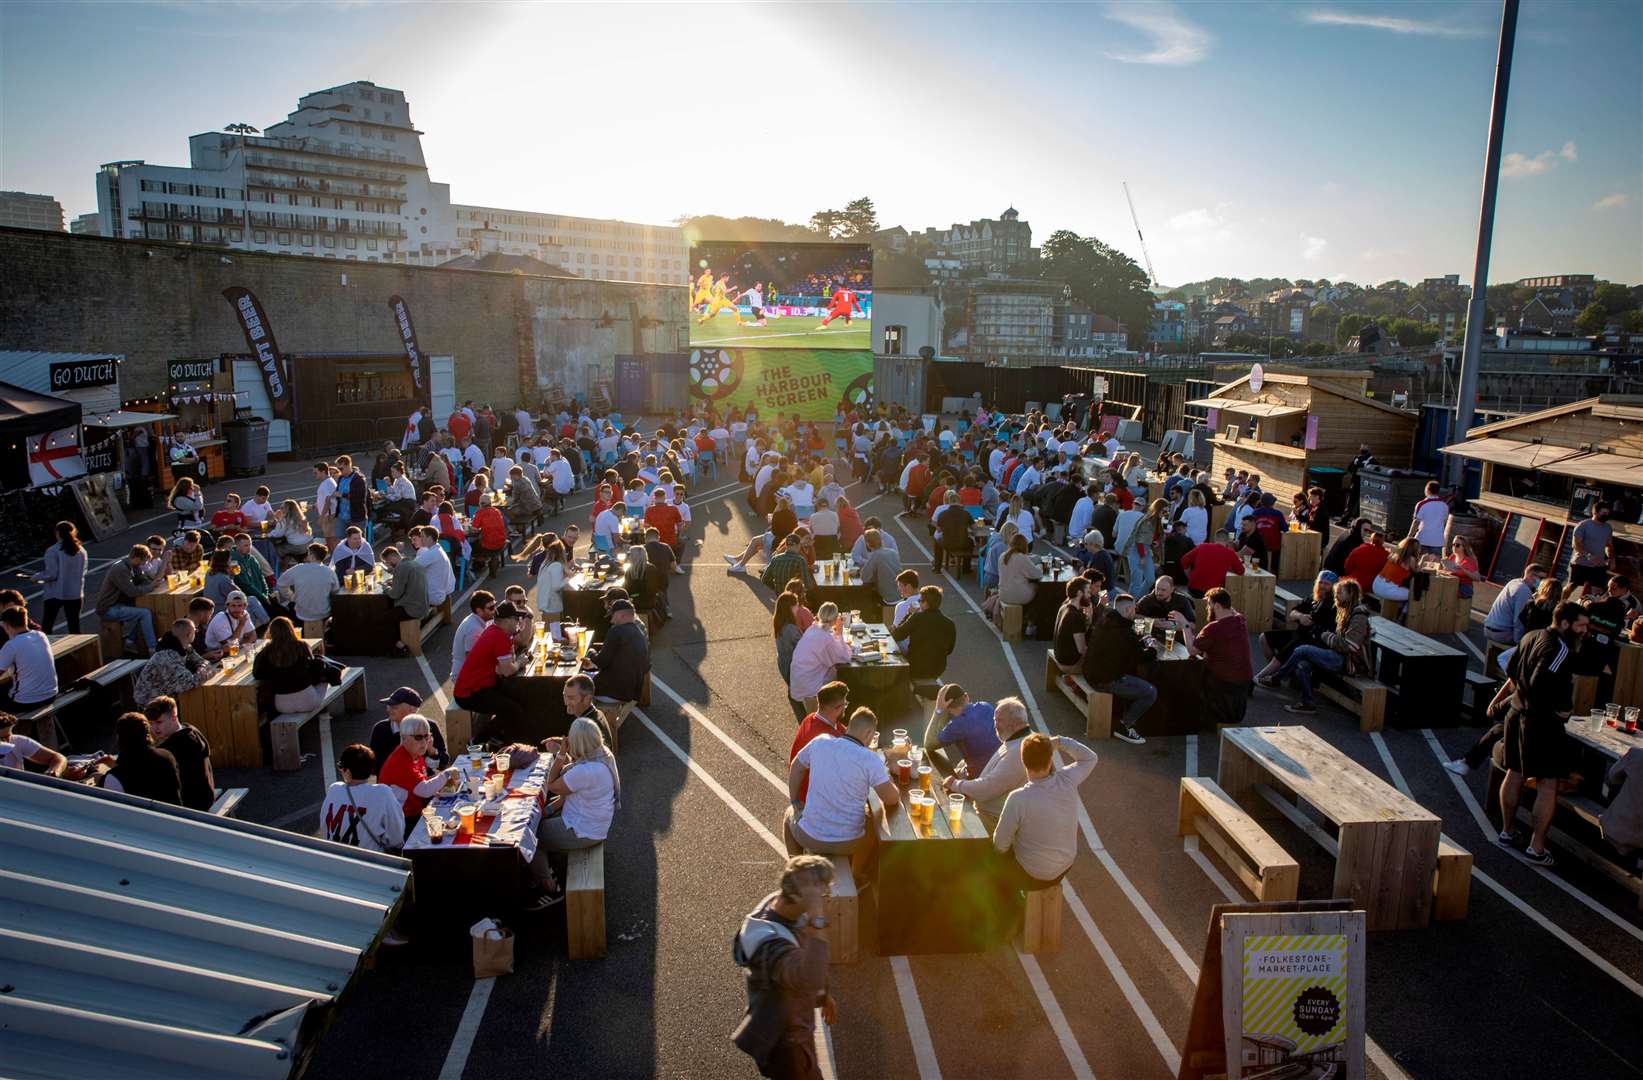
{"left": 688, "top": 348, "right": 873, "bottom": 422}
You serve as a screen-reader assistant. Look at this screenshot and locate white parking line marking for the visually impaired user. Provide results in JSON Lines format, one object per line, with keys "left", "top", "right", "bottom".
{"left": 1016, "top": 950, "right": 1097, "bottom": 1079}
{"left": 437, "top": 976, "right": 497, "bottom": 1080}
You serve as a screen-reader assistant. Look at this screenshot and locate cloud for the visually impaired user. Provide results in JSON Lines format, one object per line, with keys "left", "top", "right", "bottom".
{"left": 1302, "top": 234, "right": 1328, "bottom": 261}
{"left": 1104, "top": 4, "right": 1212, "bottom": 66}
{"left": 1168, "top": 207, "right": 1220, "bottom": 231}
{"left": 1502, "top": 141, "right": 1577, "bottom": 178}
{"left": 1594, "top": 193, "right": 1632, "bottom": 211}
{"left": 1302, "top": 9, "right": 1485, "bottom": 37}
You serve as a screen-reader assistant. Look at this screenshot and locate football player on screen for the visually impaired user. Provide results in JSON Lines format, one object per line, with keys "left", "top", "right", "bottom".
{"left": 816, "top": 280, "right": 864, "bottom": 329}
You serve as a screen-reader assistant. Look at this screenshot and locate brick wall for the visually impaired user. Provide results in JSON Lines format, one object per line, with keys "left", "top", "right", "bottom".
{"left": 0, "top": 227, "right": 685, "bottom": 411}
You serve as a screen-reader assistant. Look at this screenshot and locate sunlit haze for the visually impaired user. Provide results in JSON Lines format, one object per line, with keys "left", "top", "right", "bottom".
{"left": 2, "top": 0, "right": 1638, "bottom": 284}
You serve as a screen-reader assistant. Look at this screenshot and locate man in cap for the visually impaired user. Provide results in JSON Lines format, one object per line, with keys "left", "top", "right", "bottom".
{"left": 452, "top": 600, "right": 530, "bottom": 737}
{"left": 585, "top": 598, "right": 651, "bottom": 706}
{"left": 368, "top": 686, "right": 450, "bottom": 771}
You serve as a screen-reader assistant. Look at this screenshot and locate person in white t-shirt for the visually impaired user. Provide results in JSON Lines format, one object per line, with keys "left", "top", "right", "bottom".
{"left": 321, "top": 743, "right": 406, "bottom": 854}
{"left": 0, "top": 609, "right": 59, "bottom": 711}
{"left": 241, "top": 486, "right": 274, "bottom": 525}
{"left": 514, "top": 406, "right": 536, "bottom": 439}
{"left": 1410, "top": 481, "right": 1450, "bottom": 555}
{"left": 313, "top": 462, "right": 339, "bottom": 543}
{"left": 412, "top": 528, "right": 456, "bottom": 606}
{"left": 204, "top": 591, "right": 259, "bottom": 652}
{"left": 523, "top": 716, "right": 621, "bottom": 909}
{"left": 0, "top": 711, "right": 80, "bottom": 776}
{"left": 784, "top": 709, "right": 900, "bottom": 871}
{"left": 450, "top": 589, "right": 496, "bottom": 681}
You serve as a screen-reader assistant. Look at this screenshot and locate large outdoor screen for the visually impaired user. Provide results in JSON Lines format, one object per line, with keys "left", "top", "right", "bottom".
{"left": 688, "top": 241, "right": 872, "bottom": 351}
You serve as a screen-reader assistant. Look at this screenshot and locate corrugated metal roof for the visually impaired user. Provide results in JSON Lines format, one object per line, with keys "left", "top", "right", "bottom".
{"left": 0, "top": 767, "right": 410, "bottom": 1080}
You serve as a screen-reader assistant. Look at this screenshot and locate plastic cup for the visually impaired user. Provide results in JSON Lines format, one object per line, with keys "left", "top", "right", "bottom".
{"left": 494, "top": 752, "right": 510, "bottom": 774}
{"left": 897, "top": 758, "right": 912, "bottom": 786}
{"left": 426, "top": 816, "right": 445, "bottom": 843}
{"left": 948, "top": 793, "right": 965, "bottom": 831}
{"left": 456, "top": 805, "right": 476, "bottom": 838}
{"left": 917, "top": 765, "right": 933, "bottom": 792}
{"left": 1626, "top": 707, "right": 1640, "bottom": 731}
{"left": 1606, "top": 703, "right": 1622, "bottom": 722}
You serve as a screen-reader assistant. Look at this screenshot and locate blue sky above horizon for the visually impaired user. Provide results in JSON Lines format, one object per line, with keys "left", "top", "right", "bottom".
{"left": 2, "top": 0, "right": 1638, "bottom": 286}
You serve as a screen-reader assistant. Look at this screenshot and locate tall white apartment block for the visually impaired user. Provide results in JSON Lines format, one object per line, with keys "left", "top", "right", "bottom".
{"left": 95, "top": 80, "right": 454, "bottom": 262}
{"left": 0, "top": 191, "right": 66, "bottom": 231}
{"left": 447, "top": 204, "right": 687, "bottom": 284}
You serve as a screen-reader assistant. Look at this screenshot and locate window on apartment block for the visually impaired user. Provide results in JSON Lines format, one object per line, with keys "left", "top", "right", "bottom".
{"left": 300, "top": 234, "right": 314, "bottom": 247}
{"left": 276, "top": 232, "right": 291, "bottom": 245}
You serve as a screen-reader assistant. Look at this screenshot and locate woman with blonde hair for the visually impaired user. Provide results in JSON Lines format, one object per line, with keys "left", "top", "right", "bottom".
{"left": 167, "top": 477, "right": 204, "bottom": 528}
{"left": 983, "top": 532, "right": 1042, "bottom": 618}
{"left": 270, "top": 499, "right": 314, "bottom": 560}
{"left": 524, "top": 715, "right": 621, "bottom": 910}
{"left": 1125, "top": 498, "right": 1167, "bottom": 595}
{"left": 1372, "top": 536, "right": 1423, "bottom": 611}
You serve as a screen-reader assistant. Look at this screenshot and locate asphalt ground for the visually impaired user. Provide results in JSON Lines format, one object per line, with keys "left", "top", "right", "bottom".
{"left": 23, "top": 460, "right": 1643, "bottom": 1080}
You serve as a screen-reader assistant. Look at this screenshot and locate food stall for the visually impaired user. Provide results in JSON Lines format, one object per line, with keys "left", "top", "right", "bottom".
{"left": 1189, "top": 367, "right": 1418, "bottom": 508}
{"left": 229, "top": 352, "right": 451, "bottom": 454}
{"left": 157, "top": 358, "right": 239, "bottom": 488}
{"left": 1440, "top": 395, "right": 1643, "bottom": 585}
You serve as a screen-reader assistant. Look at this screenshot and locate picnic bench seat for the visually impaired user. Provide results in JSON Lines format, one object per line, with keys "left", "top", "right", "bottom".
{"left": 400, "top": 596, "right": 454, "bottom": 658}
{"left": 1433, "top": 835, "right": 1474, "bottom": 921}
{"left": 996, "top": 601, "right": 1024, "bottom": 642}
{"left": 97, "top": 619, "right": 128, "bottom": 661}
{"left": 1485, "top": 639, "right": 1509, "bottom": 679}
{"left": 1178, "top": 777, "right": 1299, "bottom": 902}
{"left": 566, "top": 842, "right": 606, "bottom": 960}
{"left": 1017, "top": 880, "right": 1063, "bottom": 955}
{"left": 1464, "top": 669, "right": 1501, "bottom": 721}
{"left": 827, "top": 855, "right": 861, "bottom": 964}
{"left": 1314, "top": 671, "right": 1389, "bottom": 733}
{"left": 269, "top": 666, "right": 367, "bottom": 771}
{"left": 208, "top": 787, "right": 248, "bottom": 817}
{"left": 1490, "top": 763, "right": 1643, "bottom": 911}
{"left": 1273, "top": 586, "right": 1302, "bottom": 618}
{"left": 302, "top": 619, "right": 328, "bottom": 656}
{"left": 444, "top": 705, "right": 479, "bottom": 750}
{"left": 1043, "top": 653, "right": 1112, "bottom": 740}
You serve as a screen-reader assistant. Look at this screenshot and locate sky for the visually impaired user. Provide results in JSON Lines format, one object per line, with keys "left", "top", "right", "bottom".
{"left": 1, "top": 0, "right": 1639, "bottom": 287}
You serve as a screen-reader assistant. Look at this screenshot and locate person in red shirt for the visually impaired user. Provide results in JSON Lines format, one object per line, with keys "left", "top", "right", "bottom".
{"left": 1179, "top": 531, "right": 1245, "bottom": 596}
{"left": 453, "top": 601, "right": 529, "bottom": 736}
{"left": 1343, "top": 532, "right": 1390, "bottom": 593}
{"left": 643, "top": 488, "right": 683, "bottom": 549}
{"left": 471, "top": 496, "right": 508, "bottom": 576}
{"left": 1184, "top": 587, "right": 1253, "bottom": 725}
{"left": 447, "top": 410, "right": 472, "bottom": 442}
{"left": 377, "top": 714, "right": 460, "bottom": 825}
{"left": 210, "top": 492, "right": 248, "bottom": 531}
{"left": 787, "top": 681, "right": 851, "bottom": 801}
{"left": 590, "top": 482, "right": 616, "bottom": 526}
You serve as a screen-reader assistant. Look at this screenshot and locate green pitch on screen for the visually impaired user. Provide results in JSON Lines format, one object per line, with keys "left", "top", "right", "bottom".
{"left": 692, "top": 312, "right": 871, "bottom": 352}
{"left": 688, "top": 348, "right": 874, "bottom": 422}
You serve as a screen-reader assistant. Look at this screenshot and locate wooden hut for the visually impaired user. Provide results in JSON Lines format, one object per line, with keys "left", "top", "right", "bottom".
{"left": 1440, "top": 395, "right": 1643, "bottom": 583}
{"left": 1187, "top": 368, "right": 1417, "bottom": 505}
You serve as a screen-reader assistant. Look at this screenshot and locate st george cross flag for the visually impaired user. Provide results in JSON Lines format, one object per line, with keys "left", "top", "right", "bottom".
{"left": 27, "top": 426, "right": 87, "bottom": 486}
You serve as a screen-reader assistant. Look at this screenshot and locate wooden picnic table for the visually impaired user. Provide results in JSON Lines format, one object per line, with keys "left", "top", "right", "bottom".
{"left": 1566, "top": 714, "right": 1643, "bottom": 763}
{"left": 809, "top": 560, "right": 881, "bottom": 616}
{"left": 1368, "top": 615, "right": 1466, "bottom": 725}
{"left": 48, "top": 634, "right": 103, "bottom": 684}
{"left": 562, "top": 561, "right": 626, "bottom": 636}
{"left": 1025, "top": 557, "right": 1080, "bottom": 641}
{"left": 328, "top": 572, "right": 402, "bottom": 656}
{"left": 174, "top": 631, "right": 333, "bottom": 768}
{"left": 872, "top": 759, "right": 995, "bottom": 955}
{"left": 139, "top": 575, "right": 204, "bottom": 628}
{"left": 836, "top": 622, "right": 910, "bottom": 701}
{"left": 1278, "top": 528, "right": 1322, "bottom": 582}
{"left": 1219, "top": 725, "right": 1442, "bottom": 931}
{"left": 1404, "top": 570, "right": 1462, "bottom": 635}
{"left": 1136, "top": 638, "right": 1208, "bottom": 736}
{"left": 498, "top": 649, "right": 586, "bottom": 741}
{"left": 1223, "top": 564, "right": 1276, "bottom": 633}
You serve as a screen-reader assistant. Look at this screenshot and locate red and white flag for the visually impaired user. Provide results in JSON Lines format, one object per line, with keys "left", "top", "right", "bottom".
{"left": 27, "top": 426, "right": 87, "bottom": 486}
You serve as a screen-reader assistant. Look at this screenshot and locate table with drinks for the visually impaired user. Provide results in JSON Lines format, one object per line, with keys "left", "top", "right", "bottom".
{"left": 835, "top": 620, "right": 911, "bottom": 702}
{"left": 1129, "top": 615, "right": 1205, "bottom": 736}
{"left": 249, "top": 500, "right": 309, "bottom": 566}
{"left": 1026, "top": 555, "right": 1080, "bottom": 641}
{"left": 141, "top": 570, "right": 206, "bottom": 628}
{"left": 562, "top": 558, "right": 626, "bottom": 637}
{"left": 810, "top": 557, "right": 880, "bottom": 615}
{"left": 48, "top": 633, "right": 104, "bottom": 685}
{"left": 403, "top": 748, "right": 554, "bottom": 921}
{"left": 1223, "top": 557, "right": 1277, "bottom": 633}
{"left": 174, "top": 631, "right": 331, "bottom": 768}
{"left": 496, "top": 619, "right": 597, "bottom": 740}
{"left": 872, "top": 726, "right": 997, "bottom": 955}
{"left": 328, "top": 564, "right": 401, "bottom": 656}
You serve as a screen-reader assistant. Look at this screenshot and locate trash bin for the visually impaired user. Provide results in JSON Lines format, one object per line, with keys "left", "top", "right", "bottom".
{"left": 1357, "top": 464, "right": 1434, "bottom": 537}
{"left": 224, "top": 417, "right": 269, "bottom": 477}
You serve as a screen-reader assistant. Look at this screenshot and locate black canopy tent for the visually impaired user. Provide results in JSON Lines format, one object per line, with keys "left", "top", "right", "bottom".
{"left": 0, "top": 380, "right": 83, "bottom": 491}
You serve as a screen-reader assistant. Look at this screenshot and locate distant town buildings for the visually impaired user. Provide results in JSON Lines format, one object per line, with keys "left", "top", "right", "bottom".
{"left": 0, "top": 191, "right": 65, "bottom": 231}
{"left": 450, "top": 205, "right": 684, "bottom": 285}
{"left": 915, "top": 207, "right": 1035, "bottom": 274}
{"left": 69, "top": 212, "right": 101, "bottom": 235}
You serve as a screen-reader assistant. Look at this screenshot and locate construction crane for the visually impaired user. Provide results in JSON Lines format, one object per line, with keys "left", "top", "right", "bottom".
{"left": 1122, "top": 181, "right": 1158, "bottom": 287}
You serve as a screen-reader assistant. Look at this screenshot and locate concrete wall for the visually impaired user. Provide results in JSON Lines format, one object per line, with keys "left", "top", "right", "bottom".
{"left": 0, "top": 227, "right": 686, "bottom": 411}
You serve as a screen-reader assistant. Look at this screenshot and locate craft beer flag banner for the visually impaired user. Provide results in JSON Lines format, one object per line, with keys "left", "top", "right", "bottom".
{"left": 688, "top": 348, "right": 873, "bottom": 422}
{"left": 1241, "top": 933, "right": 1349, "bottom": 1056}
{"left": 386, "top": 294, "right": 428, "bottom": 404}
{"left": 221, "top": 286, "right": 294, "bottom": 421}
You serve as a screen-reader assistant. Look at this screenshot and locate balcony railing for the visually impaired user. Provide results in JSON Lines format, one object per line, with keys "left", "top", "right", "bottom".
{"left": 244, "top": 171, "right": 406, "bottom": 202}
{"left": 241, "top": 152, "right": 406, "bottom": 185}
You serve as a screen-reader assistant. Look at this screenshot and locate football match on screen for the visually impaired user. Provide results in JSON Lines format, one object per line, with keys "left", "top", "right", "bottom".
{"left": 688, "top": 240, "right": 873, "bottom": 351}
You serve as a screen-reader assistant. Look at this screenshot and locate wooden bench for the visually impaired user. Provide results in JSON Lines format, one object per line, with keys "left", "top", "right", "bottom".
{"left": 269, "top": 667, "right": 368, "bottom": 771}
{"left": 97, "top": 619, "right": 127, "bottom": 661}
{"left": 1572, "top": 673, "right": 1598, "bottom": 718}
{"left": 1493, "top": 771, "right": 1643, "bottom": 911}
{"left": 1315, "top": 672, "right": 1390, "bottom": 732}
{"left": 1017, "top": 880, "right": 1063, "bottom": 955}
{"left": 996, "top": 602, "right": 1024, "bottom": 642}
{"left": 1043, "top": 653, "right": 1112, "bottom": 740}
{"left": 1485, "top": 639, "right": 1509, "bottom": 679}
{"left": 400, "top": 597, "right": 454, "bottom": 658}
{"left": 443, "top": 705, "right": 478, "bottom": 750}
{"left": 208, "top": 787, "right": 249, "bottom": 817}
{"left": 15, "top": 697, "right": 76, "bottom": 751}
{"left": 826, "top": 855, "right": 860, "bottom": 964}
{"left": 302, "top": 619, "right": 328, "bottom": 656}
{"left": 1273, "top": 586, "right": 1302, "bottom": 618}
{"left": 1464, "top": 669, "right": 1500, "bottom": 721}
{"left": 1378, "top": 597, "right": 1405, "bottom": 623}
{"left": 566, "top": 842, "right": 606, "bottom": 960}
{"left": 1433, "top": 835, "right": 1473, "bottom": 921}
{"left": 1178, "top": 777, "right": 1299, "bottom": 902}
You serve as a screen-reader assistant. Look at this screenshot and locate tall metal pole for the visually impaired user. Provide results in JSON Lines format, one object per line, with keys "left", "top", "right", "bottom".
{"left": 1448, "top": 0, "right": 1520, "bottom": 487}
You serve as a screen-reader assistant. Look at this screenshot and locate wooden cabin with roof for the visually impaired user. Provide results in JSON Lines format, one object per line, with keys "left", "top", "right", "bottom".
{"left": 1441, "top": 395, "right": 1643, "bottom": 582}
{"left": 1187, "top": 368, "right": 1418, "bottom": 506}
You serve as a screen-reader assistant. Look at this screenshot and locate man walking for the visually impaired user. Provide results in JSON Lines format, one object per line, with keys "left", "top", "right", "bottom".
{"left": 731, "top": 855, "right": 836, "bottom": 1080}
{"left": 1498, "top": 600, "right": 1589, "bottom": 867}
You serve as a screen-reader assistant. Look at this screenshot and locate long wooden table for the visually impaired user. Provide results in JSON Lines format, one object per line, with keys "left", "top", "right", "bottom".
{"left": 836, "top": 623, "right": 910, "bottom": 702}
{"left": 1278, "top": 528, "right": 1322, "bottom": 581}
{"left": 1219, "top": 725, "right": 1442, "bottom": 931}
{"left": 138, "top": 576, "right": 205, "bottom": 629}
{"left": 1368, "top": 616, "right": 1466, "bottom": 725}
{"left": 872, "top": 764, "right": 994, "bottom": 955}
{"left": 49, "top": 634, "right": 103, "bottom": 684}
{"left": 1404, "top": 570, "right": 1462, "bottom": 635}
{"left": 328, "top": 574, "right": 401, "bottom": 656}
{"left": 174, "top": 631, "right": 333, "bottom": 768}
{"left": 809, "top": 560, "right": 880, "bottom": 616}
{"left": 1223, "top": 565, "right": 1276, "bottom": 633}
